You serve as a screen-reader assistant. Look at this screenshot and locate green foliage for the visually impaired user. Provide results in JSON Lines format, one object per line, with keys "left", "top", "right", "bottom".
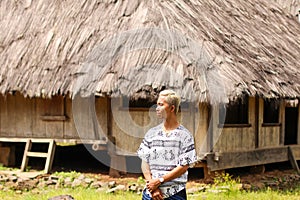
{"left": 137, "top": 176, "right": 146, "bottom": 184}
{"left": 0, "top": 188, "right": 141, "bottom": 200}
{"left": 0, "top": 164, "right": 19, "bottom": 171}
{"left": 1, "top": 187, "right": 300, "bottom": 200}
{"left": 52, "top": 170, "right": 81, "bottom": 179}
{"left": 213, "top": 172, "right": 240, "bottom": 186}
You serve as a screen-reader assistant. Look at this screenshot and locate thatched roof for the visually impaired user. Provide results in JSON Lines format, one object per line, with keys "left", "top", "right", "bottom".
{"left": 0, "top": 0, "right": 300, "bottom": 103}
{"left": 273, "top": 0, "right": 300, "bottom": 15}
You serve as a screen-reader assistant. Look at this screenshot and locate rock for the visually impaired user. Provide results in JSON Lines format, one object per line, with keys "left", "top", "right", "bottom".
{"left": 128, "top": 184, "right": 137, "bottom": 192}
{"left": 15, "top": 190, "right": 22, "bottom": 194}
{"left": 46, "top": 179, "right": 57, "bottom": 186}
{"left": 5, "top": 181, "right": 17, "bottom": 189}
{"left": 99, "top": 181, "right": 109, "bottom": 188}
{"left": 49, "top": 175, "right": 59, "bottom": 184}
{"left": 90, "top": 181, "right": 106, "bottom": 189}
{"left": 71, "top": 179, "right": 82, "bottom": 188}
{"left": 0, "top": 175, "right": 8, "bottom": 182}
{"left": 78, "top": 174, "right": 85, "bottom": 180}
{"left": 17, "top": 177, "right": 30, "bottom": 182}
{"left": 37, "top": 181, "right": 47, "bottom": 188}
{"left": 242, "top": 183, "right": 252, "bottom": 190}
{"left": 64, "top": 177, "right": 73, "bottom": 187}
{"left": 136, "top": 186, "right": 144, "bottom": 194}
{"left": 8, "top": 175, "right": 18, "bottom": 182}
{"left": 48, "top": 194, "right": 75, "bottom": 200}
{"left": 84, "top": 178, "right": 93, "bottom": 184}
{"left": 106, "top": 184, "right": 126, "bottom": 193}
{"left": 108, "top": 181, "right": 116, "bottom": 188}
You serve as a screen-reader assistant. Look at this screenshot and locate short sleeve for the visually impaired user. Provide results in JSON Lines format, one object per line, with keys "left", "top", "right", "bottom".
{"left": 177, "top": 133, "right": 197, "bottom": 166}
{"left": 137, "top": 137, "right": 151, "bottom": 163}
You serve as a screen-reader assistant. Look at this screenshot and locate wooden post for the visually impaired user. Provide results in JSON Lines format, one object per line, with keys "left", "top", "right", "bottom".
{"left": 254, "top": 95, "right": 259, "bottom": 148}
{"left": 44, "top": 140, "right": 56, "bottom": 174}
{"left": 107, "top": 97, "right": 127, "bottom": 177}
{"left": 297, "top": 102, "right": 300, "bottom": 145}
{"left": 279, "top": 100, "right": 285, "bottom": 145}
{"left": 288, "top": 146, "right": 300, "bottom": 174}
{"left": 21, "top": 140, "right": 32, "bottom": 172}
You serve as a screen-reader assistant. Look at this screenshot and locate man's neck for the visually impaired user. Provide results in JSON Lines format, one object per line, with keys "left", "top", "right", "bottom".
{"left": 163, "top": 116, "right": 179, "bottom": 131}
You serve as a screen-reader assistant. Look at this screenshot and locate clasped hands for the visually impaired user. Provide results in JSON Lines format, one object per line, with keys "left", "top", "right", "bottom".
{"left": 146, "top": 179, "right": 163, "bottom": 200}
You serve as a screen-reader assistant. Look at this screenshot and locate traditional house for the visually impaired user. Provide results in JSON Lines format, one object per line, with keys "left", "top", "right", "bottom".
{"left": 0, "top": 0, "right": 300, "bottom": 176}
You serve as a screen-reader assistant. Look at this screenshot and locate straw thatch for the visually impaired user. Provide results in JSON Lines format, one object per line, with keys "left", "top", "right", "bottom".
{"left": 273, "top": 0, "right": 300, "bottom": 15}
{"left": 0, "top": 0, "right": 300, "bottom": 103}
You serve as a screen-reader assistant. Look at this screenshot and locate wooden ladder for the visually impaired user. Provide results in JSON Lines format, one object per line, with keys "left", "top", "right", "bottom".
{"left": 21, "top": 139, "right": 56, "bottom": 174}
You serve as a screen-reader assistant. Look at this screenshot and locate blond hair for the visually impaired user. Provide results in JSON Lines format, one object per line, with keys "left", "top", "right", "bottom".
{"left": 159, "top": 89, "right": 181, "bottom": 114}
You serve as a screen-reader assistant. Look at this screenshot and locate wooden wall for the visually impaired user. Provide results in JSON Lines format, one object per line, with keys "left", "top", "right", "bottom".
{"left": 194, "top": 103, "right": 209, "bottom": 158}
{"left": 213, "top": 97, "right": 256, "bottom": 152}
{"left": 212, "top": 97, "right": 289, "bottom": 152}
{"left": 258, "top": 98, "right": 282, "bottom": 148}
{"left": 0, "top": 94, "right": 107, "bottom": 141}
{"left": 111, "top": 98, "right": 199, "bottom": 155}
{"left": 1, "top": 93, "right": 299, "bottom": 162}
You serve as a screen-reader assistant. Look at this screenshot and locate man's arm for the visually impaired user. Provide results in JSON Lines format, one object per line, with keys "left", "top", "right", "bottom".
{"left": 142, "top": 160, "right": 164, "bottom": 200}
{"left": 141, "top": 160, "right": 152, "bottom": 181}
{"left": 161, "top": 164, "right": 189, "bottom": 182}
{"left": 146, "top": 165, "right": 189, "bottom": 192}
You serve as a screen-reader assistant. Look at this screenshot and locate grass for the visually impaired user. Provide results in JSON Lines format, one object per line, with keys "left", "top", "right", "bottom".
{"left": 1, "top": 170, "right": 300, "bottom": 200}
{"left": 0, "top": 188, "right": 141, "bottom": 200}
{"left": 1, "top": 187, "right": 300, "bottom": 200}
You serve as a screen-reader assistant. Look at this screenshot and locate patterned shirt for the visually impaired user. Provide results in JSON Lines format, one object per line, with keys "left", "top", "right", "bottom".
{"left": 137, "top": 124, "right": 197, "bottom": 198}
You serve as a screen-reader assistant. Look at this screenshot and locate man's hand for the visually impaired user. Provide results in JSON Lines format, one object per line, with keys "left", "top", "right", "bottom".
{"left": 151, "top": 188, "right": 163, "bottom": 200}
{"left": 146, "top": 178, "right": 160, "bottom": 193}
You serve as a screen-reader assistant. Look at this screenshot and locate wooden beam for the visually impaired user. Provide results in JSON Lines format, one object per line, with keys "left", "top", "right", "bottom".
{"left": 288, "top": 146, "right": 300, "bottom": 174}
{"left": 26, "top": 152, "right": 48, "bottom": 158}
{"left": 206, "top": 147, "right": 289, "bottom": 171}
{"left": 21, "top": 140, "right": 32, "bottom": 172}
{"left": 44, "top": 140, "right": 56, "bottom": 174}
{"left": 279, "top": 100, "right": 285, "bottom": 145}
{"left": 254, "top": 95, "right": 259, "bottom": 148}
{"left": 0, "top": 137, "right": 107, "bottom": 145}
{"left": 40, "top": 115, "right": 67, "bottom": 121}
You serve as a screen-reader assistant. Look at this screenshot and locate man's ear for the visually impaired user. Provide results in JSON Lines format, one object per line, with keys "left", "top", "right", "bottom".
{"left": 171, "top": 105, "right": 175, "bottom": 112}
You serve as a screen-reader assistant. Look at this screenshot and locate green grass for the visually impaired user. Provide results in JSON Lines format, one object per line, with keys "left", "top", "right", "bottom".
{"left": 1, "top": 187, "right": 300, "bottom": 200}
{"left": 1, "top": 171, "right": 300, "bottom": 200}
{"left": 0, "top": 188, "right": 141, "bottom": 200}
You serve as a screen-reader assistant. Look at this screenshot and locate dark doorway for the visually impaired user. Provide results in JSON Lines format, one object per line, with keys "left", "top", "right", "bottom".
{"left": 284, "top": 107, "right": 298, "bottom": 145}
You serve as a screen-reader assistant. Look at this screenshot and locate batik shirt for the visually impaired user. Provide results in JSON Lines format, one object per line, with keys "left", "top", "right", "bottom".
{"left": 137, "top": 124, "right": 197, "bottom": 198}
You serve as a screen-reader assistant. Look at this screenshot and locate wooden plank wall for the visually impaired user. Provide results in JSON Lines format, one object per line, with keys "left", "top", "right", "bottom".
{"left": 111, "top": 98, "right": 198, "bottom": 155}
{"left": 258, "top": 98, "right": 281, "bottom": 148}
{"left": 0, "top": 94, "right": 107, "bottom": 141}
{"left": 213, "top": 97, "right": 256, "bottom": 152}
{"left": 111, "top": 98, "right": 159, "bottom": 155}
{"left": 194, "top": 103, "right": 209, "bottom": 158}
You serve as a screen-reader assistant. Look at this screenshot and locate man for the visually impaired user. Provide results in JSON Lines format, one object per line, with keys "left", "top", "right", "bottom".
{"left": 137, "top": 89, "right": 197, "bottom": 200}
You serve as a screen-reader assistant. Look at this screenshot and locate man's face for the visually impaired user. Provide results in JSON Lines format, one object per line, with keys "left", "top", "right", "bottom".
{"left": 156, "top": 96, "right": 173, "bottom": 119}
